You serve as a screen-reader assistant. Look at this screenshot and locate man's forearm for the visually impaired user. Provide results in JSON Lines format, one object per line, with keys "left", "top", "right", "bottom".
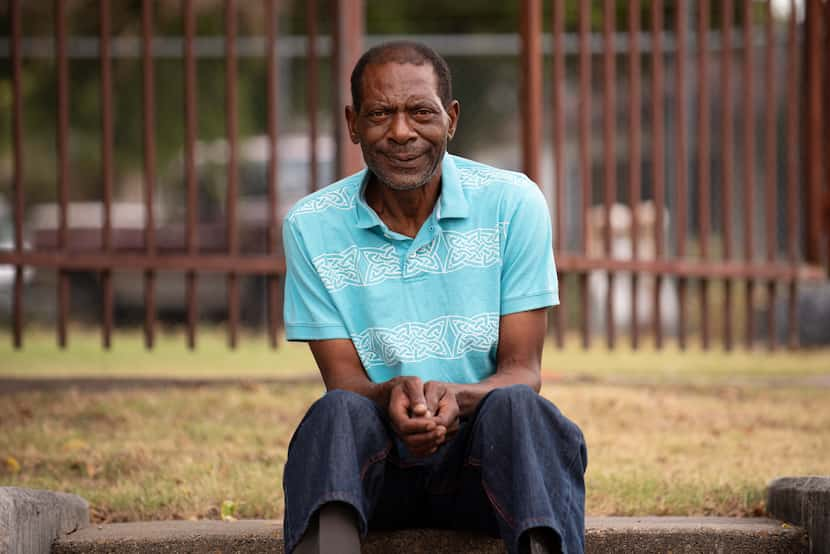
{"left": 444, "top": 366, "right": 541, "bottom": 417}
{"left": 322, "top": 373, "right": 401, "bottom": 411}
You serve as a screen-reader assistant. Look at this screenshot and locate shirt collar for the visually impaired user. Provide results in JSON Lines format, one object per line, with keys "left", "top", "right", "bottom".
{"left": 354, "top": 153, "right": 469, "bottom": 230}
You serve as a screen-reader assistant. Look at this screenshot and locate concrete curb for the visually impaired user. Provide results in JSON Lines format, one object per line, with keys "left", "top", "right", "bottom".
{"left": 52, "top": 517, "right": 808, "bottom": 554}
{"left": 767, "top": 476, "right": 830, "bottom": 554}
{"left": 0, "top": 487, "right": 89, "bottom": 554}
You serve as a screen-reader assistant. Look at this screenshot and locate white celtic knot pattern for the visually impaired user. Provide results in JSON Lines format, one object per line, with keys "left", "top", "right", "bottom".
{"left": 443, "top": 228, "right": 501, "bottom": 271}
{"left": 312, "top": 225, "right": 505, "bottom": 292}
{"left": 457, "top": 166, "right": 527, "bottom": 189}
{"left": 289, "top": 186, "right": 355, "bottom": 220}
{"left": 352, "top": 313, "right": 499, "bottom": 368}
{"left": 313, "top": 246, "right": 361, "bottom": 291}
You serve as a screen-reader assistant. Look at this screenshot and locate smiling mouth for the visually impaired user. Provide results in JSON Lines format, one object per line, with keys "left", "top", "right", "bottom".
{"left": 385, "top": 152, "right": 422, "bottom": 163}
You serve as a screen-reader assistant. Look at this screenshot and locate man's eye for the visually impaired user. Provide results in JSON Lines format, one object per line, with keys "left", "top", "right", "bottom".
{"left": 368, "top": 110, "right": 387, "bottom": 118}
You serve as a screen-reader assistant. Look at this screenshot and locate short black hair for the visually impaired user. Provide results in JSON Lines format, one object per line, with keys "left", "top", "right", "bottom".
{"left": 350, "top": 41, "right": 453, "bottom": 112}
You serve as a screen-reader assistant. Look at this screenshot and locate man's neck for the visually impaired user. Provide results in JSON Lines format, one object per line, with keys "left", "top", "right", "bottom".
{"left": 367, "top": 174, "right": 441, "bottom": 238}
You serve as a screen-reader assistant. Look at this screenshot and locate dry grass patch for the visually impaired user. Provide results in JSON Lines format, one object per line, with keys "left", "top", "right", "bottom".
{"left": 544, "top": 382, "right": 830, "bottom": 516}
{"left": 1, "top": 380, "right": 828, "bottom": 522}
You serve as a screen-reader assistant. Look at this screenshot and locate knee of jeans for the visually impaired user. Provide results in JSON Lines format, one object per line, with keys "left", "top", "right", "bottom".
{"left": 308, "top": 389, "right": 376, "bottom": 422}
{"left": 479, "top": 384, "right": 537, "bottom": 417}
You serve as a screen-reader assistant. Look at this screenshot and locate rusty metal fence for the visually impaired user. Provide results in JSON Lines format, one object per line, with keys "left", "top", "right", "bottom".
{"left": 1, "top": 0, "right": 828, "bottom": 352}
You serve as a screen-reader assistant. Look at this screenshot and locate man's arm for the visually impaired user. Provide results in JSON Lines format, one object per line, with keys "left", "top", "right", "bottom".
{"left": 440, "top": 307, "right": 547, "bottom": 417}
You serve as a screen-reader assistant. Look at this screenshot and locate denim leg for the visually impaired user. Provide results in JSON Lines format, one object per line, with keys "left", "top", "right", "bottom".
{"left": 282, "top": 390, "right": 393, "bottom": 554}
{"left": 467, "top": 384, "right": 588, "bottom": 554}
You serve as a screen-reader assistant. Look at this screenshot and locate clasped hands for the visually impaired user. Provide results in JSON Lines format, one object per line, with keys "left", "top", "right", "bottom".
{"left": 387, "top": 376, "right": 460, "bottom": 457}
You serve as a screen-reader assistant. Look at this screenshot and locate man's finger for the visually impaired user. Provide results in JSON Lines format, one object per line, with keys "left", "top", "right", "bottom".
{"left": 423, "top": 381, "right": 443, "bottom": 416}
{"left": 403, "top": 377, "right": 428, "bottom": 417}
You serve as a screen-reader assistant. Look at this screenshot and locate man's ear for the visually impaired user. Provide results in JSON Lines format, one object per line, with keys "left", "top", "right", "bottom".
{"left": 345, "top": 105, "right": 360, "bottom": 144}
{"left": 446, "top": 100, "right": 460, "bottom": 140}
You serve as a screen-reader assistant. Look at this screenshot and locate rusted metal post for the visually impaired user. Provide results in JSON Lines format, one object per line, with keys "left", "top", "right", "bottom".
{"left": 698, "top": 0, "right": 712, "bottom": 350}
{"left": 551, "top": 0, "right": 566, "bottom": 348}
{"left": 307, "top": 0, "right": 319, "bottom": 192}
{"left": 55, "top": 0, "right": 70, "bottom": 349}
{"left": 520, "top": 0, "right": 542, "bottom": 184}
{"left": 100, "top": 0, "right": 114, "bottom": 350}
{"left": 804, "top": 0, "right": 824, "bottom": 267}
{"left": 721, "top": 0, "right": 735, "bottom": 351}
{"left": 602, "top": 0, "right": 616, "bottom": 349}
{"left": 332, "top": 0, "right": 365, "bottom": 179}
{"left": 764, "top": 0, "right": 778, "bottom": 350}
{"left": 226, "top": 0, "right": 240, "bottom": 349}
{"left": 651, "top": 0, "right": 665, "bottom": 349}
{"left": 786, "top": 0, "right": 799, "bottom": 348}
{"left": 629, "top": 0, "right": 642, "bottom": 350}
{"left": 183, "top": 0, "right": 199, "bottom": 350}
{"left": 142, "top": 0, "right": 157, "bottom": 350}
{"left": 676, "top": 0, "right": 689, "bottom": 350}
{"left": 11, "top": 0, "right": 24, "bottom": 349}
{"left": 742, "top": 0, "right": 756, "bottom": 349}
{"left": 266, "top": 0, "right": 280, "bottom": 349}
{"left": 578, "top": 0, "right": 592, "bottom": 350}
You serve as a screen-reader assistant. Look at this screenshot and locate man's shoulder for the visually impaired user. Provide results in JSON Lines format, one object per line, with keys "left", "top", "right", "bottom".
{"left": 449, "top": 154, "right": 537, "bottom": 193}
{"left": 284, "top": 170, "right": 365, "bottom": 226}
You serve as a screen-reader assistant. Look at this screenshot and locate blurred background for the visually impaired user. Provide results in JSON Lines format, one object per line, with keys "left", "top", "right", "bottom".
{"left": 1, "top": 0, "right": 828, "bottom": 351}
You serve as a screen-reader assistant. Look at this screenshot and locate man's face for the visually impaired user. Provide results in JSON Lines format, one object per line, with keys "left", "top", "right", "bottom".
{"left": 346, "top": 62, "right": 459, "bottom": 191}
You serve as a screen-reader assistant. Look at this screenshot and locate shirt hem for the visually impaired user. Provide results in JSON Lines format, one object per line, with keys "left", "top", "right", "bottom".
{"left": 285, "top": 323, "right": 350, "bottom": 341}
{"left": 500, "top": 291, "right": 559, "bottom": 315}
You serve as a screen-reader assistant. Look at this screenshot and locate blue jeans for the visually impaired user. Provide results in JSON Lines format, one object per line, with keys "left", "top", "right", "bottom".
{"left": 282, "top": 384, "right": 587, "bottom": 554}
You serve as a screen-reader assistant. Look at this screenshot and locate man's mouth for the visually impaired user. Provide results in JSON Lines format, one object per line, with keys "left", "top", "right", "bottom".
{"left": 385, "top": 152, "right": 422, "bottom": 163}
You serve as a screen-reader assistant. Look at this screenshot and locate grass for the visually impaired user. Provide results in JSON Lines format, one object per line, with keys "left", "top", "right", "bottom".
{"left": 2, "top": 326, "right": 829, "bottom": 381}
{"left": 1, "top": 326, "right": 828, "bottom": 522}
{"left": 1, "top": 381, "right": 828, "bottom": 522}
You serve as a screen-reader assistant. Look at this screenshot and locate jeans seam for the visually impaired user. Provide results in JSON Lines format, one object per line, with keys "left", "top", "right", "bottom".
{"left": 360, "top": 442, "right": 393, "bottom": 480}
{"left": 481, "top": 478, "right": 516, "bottom": 529}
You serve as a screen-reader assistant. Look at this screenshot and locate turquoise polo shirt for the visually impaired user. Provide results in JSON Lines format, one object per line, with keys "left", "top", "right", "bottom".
{"left": 283, "top": 153, "right": 558, "bottom": 384}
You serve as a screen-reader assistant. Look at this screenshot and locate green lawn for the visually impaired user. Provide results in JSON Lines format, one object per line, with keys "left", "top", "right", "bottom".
{"left": 1, "top": 326, "right": 828, "bottom": 522}
{"left": 2, "top": 326, "right": 828, "bottom": 381}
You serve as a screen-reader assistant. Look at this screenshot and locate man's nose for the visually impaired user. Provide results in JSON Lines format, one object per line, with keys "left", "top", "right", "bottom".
{"left": 387, "top": 112, "right": 416, "bottom": 143}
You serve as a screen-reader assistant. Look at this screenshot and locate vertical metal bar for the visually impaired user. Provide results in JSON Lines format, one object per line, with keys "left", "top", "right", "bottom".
{"left": 764, "top": 0, "right": 777, "bottom": 350}
{"left": 743, "top": 0, "right": 755, "bottom": 349}
{"left": 226, "top": 0, "right": 240, "bottom": 349}
{"left": 142, "top": 0, "right": 157, "bottom": 350}
{"left": 552, "top": 0, "right": 566, "bottom": 348}
{"left": 55, "top": 0, "right": 70, "bottom": 349}
{"left": 520, "top": 0, "right": 542, "bottom": 184}
{"left": 675, "top": 0, "right": 688, "bottom": 350}
{"left": 99, "top": 0, "right": 114, "bottom": 350}
{"left": 306, "top": 0, "right": 319, "bottom": 193}
{"left": 11, "top": 0, "right": 24, "bottom": 349}
{"left": 786, "top": 0, "right": 799, "bottom": 348}
{"left": 629, "top": 0, "right": 642, "bottom": 350}
{"left": 578, "top": 0, "right": 591, "bottom": 350}
{"left": 332, "top": 0, "right": 365, "bottom": 178}
{"left": 698, "top": 0, "right": 712, "bottom": 350}
{"left": 266, "top": 0, "right": 280, "bottom": 349}
{"left": 602, "top": 0, "right": 616, "bottom": 349}
{"left": 721, "top": 0, "right": 735, "bottom": 351}
{"left": 805, "top": 0, "right": 823, "bottom": 265}
{"left": 183, "top": 0, "right": 198, "bottom": 350}
{"left": 651, "top": 0, "right": 665, "bottom": 349}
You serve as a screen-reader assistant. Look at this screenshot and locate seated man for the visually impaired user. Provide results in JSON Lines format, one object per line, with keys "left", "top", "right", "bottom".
{"left": 282, "top": 41, "right": 587, "bottom": 554}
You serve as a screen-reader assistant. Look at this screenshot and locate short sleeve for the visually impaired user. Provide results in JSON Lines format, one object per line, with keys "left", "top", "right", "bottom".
{"left": 500, "top": 183, "right": 559, "bottom": 315}
{"left": 282, "top": 219, "right": 350, "bottom": 341}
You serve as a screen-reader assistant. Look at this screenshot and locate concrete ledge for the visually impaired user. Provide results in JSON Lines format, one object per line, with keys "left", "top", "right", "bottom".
{"left": 53, "top": 517, "right": 808, "bottom": 554}
{"left": 768, "top": 476, "right": 830, "bottom": 554}
{"left": 0, "top": 487, "right": 89, "bottom": 554}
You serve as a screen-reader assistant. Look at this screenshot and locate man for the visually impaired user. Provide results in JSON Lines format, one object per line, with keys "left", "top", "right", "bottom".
{"left": 282, "top": 41, "right": 587, "bottom": 554}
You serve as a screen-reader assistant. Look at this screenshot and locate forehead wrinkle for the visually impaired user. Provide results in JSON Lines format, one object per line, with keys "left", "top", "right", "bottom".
{"left": 361, "top": 63, "right": 441, "bottom": 107}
